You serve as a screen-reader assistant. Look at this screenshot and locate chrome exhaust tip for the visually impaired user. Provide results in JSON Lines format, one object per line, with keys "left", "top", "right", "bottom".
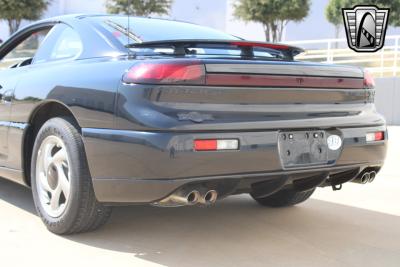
{"left": 360, "top": 173, "right": 370, "bottom": 184}
{"left": 204, "top": 190, "right": 218, "bottom": 205}
{"left": 368, "top": 171, "right": 377, "bottom": 183}
{"left": 154, "top": 190, "right": 200, "bottom": 207}
{"left": 186, "top": 190, "right": 201, "bottom": 205}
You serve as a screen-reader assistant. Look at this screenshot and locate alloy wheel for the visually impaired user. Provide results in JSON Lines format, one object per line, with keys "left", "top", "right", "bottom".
{"left": 35, "top": 135, "right": 71, "bottom": 218}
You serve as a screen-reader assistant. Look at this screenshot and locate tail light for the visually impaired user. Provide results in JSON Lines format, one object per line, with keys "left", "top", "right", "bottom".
{"left": 366, "top": 131, "right": 385, "bottom": 142}
{"left": 123, "top": 60, "right": 206, "bottom": 85}
{"left": 363, "top": 70, "right": 375, "bottom": 89}
{"left": 194, "top": 139, "right": 239, "bottom": 151}
{"left": 229, "top": 41, "right": 290, "bottom": 50}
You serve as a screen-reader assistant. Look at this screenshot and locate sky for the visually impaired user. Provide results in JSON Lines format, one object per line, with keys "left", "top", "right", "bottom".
{"left": 0, "top": 0, "right": 399, "bottom": 44}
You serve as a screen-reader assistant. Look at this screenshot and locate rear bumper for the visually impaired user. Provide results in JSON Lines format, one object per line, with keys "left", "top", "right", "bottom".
{"left": 82, "top": 125, "right": 387, "bottom": 204}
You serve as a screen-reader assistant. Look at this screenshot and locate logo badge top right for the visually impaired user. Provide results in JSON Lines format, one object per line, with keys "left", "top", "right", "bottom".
{"left": 342, "top": 5, "right": 389, "bottom": 52}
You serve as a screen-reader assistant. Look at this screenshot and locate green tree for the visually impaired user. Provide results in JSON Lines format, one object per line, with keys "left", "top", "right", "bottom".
{"left": 233, "top": 0, "right": 311, "bottom": 42}
{"left": 325, "top": 0, "right": 346, "bottom": 39}
{"left": 106, "top": 0, "right": 173, "bottom": 16}
{"left": 0, "top": 0, "right": 49, "bottom": 34}
{"left": 326, "top": 0, "right": 400, "bottom": 38}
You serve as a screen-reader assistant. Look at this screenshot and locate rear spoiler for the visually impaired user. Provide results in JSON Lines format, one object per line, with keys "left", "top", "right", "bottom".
{"left": 127, "top": 39, "right": 304, "bottom": 60}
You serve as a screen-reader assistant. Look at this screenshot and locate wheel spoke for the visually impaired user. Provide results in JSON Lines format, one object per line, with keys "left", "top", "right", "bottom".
{"left": 39, "top": 172, "right": 52, "bottom": 192}
{"left": 50, "top": 186, "right": 62, "bottom": 211}
{"left": 39, "top": 193, "right": 50, "bottom": 207}
{"left": 57, "top": 163, "right": 70, "bottom": 199}
{"left": 43, "top": 142, "right": 54, "bottom": 172}
{"left": 52, "top": 148, "right": 67, "bottom": 164}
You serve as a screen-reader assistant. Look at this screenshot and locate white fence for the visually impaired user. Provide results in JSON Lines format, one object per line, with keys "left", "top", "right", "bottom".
{"left": 285, "top": 35, "right": 400, "bottom": 77}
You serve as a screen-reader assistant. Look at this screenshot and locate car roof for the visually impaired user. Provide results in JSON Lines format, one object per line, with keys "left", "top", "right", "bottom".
{"left": 33, "top": 14, "right": 197, "bottom": 27}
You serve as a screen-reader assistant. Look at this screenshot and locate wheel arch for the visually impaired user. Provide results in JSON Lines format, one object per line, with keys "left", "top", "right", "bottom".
{"left": 22, "top": 100, "right": 81, "bottom": 186}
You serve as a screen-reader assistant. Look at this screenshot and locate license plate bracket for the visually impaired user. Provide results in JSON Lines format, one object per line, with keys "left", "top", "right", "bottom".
{"left": 278, "top": 131, "right": 329, "bottom": 168}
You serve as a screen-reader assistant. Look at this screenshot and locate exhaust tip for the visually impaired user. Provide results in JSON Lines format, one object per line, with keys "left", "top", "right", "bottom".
{"left": 204, "top": 190, "right": 218, "bottom": 204}
{"left": 186, "top": 191, "right": 200, "bottom": 205}
{"left": 368, "top": 171, "right": 377, "bottom": 183}
{"left": 361, "top": 173, "right": 370, "bottom": 184}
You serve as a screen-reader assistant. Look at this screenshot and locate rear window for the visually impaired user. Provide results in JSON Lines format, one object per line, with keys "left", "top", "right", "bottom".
{"left": 91, "top": 16, "right": 239, "bottom": 45}
{"left": 127, "top": 46, "right": 280, "bottom": 60}
{"left": 89, "top": 16, "right": 285, "bottom": 60}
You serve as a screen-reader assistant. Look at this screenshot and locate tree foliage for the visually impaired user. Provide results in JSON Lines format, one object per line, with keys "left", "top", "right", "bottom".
{"left": 0, "top": 0, "right": 49, "bottom": 34}
{"left": 326, "top": 0, "right": 400, "bottom": 29}
{"left": 325, "top": 0, "right": 347, "bottom": 38}
{"left": 233, "top": 0, "right": 311, "bottom": 42}
{"left": 106, "top": 0, "right": 173, "bottom": 16}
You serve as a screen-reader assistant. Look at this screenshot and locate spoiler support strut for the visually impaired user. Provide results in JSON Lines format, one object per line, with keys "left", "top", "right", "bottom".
{"left": 127, "top": 39, "right": 304, "bottom": 60}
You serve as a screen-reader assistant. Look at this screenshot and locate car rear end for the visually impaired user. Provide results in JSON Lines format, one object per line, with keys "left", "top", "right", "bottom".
{"left": 81, "top": 16, "right": 387, "bottom": 205}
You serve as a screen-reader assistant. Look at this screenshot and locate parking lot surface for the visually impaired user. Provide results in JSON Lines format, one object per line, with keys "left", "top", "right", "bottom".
{"left": 0, "top": 127, "right": 399, "bottom": 267}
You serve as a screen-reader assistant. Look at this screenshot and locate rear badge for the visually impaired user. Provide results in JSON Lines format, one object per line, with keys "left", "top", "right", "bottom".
{"left": 177, "top": 112, "right": 214, "bottom": 123}
{"left": 327, "top": 135, "right": 342, "bottom": 151}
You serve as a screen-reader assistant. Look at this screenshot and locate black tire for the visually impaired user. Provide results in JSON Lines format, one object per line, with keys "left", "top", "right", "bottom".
{"left": 31, "top": 117, "right": 112, "bottom": 235}
{"left": 251, "top": 188, "right": 315, "bottom": 207}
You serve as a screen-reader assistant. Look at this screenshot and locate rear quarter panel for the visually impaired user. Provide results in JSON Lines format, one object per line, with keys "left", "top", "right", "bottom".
{"left": 8, "top": 58, "right": 131, "bottom": 170}
{"left": 11, "top": 58, "right": 130, "bottom": 128}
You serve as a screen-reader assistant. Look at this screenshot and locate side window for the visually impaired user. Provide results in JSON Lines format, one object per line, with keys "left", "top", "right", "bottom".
{"left": 50, "top": 27, "right": 82, "bottom": 60}
{"left": 34, "top": 24, "right": 83, "bottom": 64}
{"left": 0, "top": 28, "right": 51, "bottom": 69}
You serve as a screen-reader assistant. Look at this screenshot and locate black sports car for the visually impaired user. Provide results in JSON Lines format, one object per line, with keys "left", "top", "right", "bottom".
{"left": 0, "top": 15, "right": 387, "bottom": 234}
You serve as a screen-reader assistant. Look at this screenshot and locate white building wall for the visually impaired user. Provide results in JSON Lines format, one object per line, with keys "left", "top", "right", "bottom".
{"left": 170, "top": 0, "right": 228, "bottom": 31}
{"left": 375, "top": 77, "right": 400, "bottom": 125}
{"left": 0, "top": 22, "right": 7, "bottom": 42}
{"left": 225, "top": 0, "right": 264, "bottom": 41}
{"left": 45, "top": 0, "right": 229, "bottom": 30}
{"left": 44, "top": 0, "right": 107, "bottom": 17}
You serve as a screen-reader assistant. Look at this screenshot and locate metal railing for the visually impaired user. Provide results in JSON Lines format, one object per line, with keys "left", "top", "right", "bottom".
{"left": 285, "top": 35, "right": 400, "bottom": 77}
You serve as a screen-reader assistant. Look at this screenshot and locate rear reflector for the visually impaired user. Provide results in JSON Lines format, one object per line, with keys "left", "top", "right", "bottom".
{"left": 366, "top": 131, "right": 384, "bottom": 142}
{"left": 216, "top": 139, "right": 239, "bottom": 150}
{"left": 194, "top": 139, "right": 239, "bottom": 151}
{"left": 123, "top": 60, "right": 205, "bottom": 85}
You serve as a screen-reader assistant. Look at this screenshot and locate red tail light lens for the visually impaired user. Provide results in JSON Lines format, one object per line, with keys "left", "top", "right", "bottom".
{"left": 123, "top": 60, "right": 206, "bottom": 85}
{"left": 194, "top": 139, "right": 217, "bottom": 151}
{"left": 375, "top": 131, "right": 384, "bottom": 141}
{"left": 229, "top": 41, "right": 290, "bottom": 50}
{"left": 194, "top": 139, "right": 239, "bottom": 151}
{"left": 366, "top": 131, "right": 385, "bottom": 142}
{"left": 363, "top": 70, "right": 375, "bottom": 88}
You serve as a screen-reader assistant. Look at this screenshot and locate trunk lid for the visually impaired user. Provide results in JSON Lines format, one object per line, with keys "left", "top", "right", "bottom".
{"left": 118, "top": 57, "right": 378, "bottom": 131}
